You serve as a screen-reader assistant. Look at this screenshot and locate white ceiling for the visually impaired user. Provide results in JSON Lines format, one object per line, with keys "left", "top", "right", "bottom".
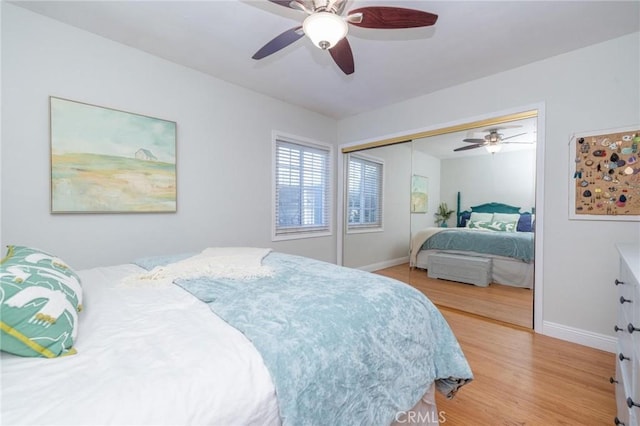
{"left": 12, "top": 0, "right": 640, "bottom": 120}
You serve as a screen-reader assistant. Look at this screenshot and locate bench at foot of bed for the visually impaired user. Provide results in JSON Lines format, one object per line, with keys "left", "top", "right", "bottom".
{"left": 426, "top": 252, "right": 492, "bottom": 287}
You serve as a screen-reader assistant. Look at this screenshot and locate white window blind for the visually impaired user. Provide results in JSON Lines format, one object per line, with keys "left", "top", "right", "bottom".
{"left": 347, "top": 154, "right": 383, "bottom": 230}
{"left": 274, "top": 138, "right": 331, "bottom": 238}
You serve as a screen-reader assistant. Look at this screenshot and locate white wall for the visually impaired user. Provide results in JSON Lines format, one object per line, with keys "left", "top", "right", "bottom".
{"left": 1, "top": 4, "right": 337, "bottom": 269}
{"left": 441, "top": 149, "right": 536, "bottom": 215}
{"left": 343, "top": 143, "right": 411, "bottom": 269}
{"left": 337, "top": 33, "right": 640, "bottom": 342}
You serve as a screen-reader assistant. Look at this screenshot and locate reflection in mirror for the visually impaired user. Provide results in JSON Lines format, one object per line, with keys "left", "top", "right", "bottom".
{"left": 343, "top": 113, "right": 537, "bottom": 329}
{"left": 343, "top": 143, "right": 412, "bottom": 271}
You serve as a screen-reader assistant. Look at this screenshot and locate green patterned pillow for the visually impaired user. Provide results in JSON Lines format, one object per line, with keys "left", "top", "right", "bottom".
{"left": 0, "top": 246, "right": 83, "bottom": 358}
{"left": 492, "top": 213, "right": 520, "bottom": 232}
{"left": 467, "top": 220, "right": 516, "bottom": 232}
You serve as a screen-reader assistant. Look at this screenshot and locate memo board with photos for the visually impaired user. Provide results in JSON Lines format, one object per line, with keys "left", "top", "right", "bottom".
{"left": 569, "top": 125, "right": 640, "bottom": 221}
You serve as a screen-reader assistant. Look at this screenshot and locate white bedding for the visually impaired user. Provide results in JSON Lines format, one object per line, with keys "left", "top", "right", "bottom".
{"left": 0, "top": 264, "right": 280, "bottom": 425}
{"left": 121, "top": 247, "right": 274, "bottom": 287}
{"left": 1, "top": 263, "right": 440, "bottom": 425}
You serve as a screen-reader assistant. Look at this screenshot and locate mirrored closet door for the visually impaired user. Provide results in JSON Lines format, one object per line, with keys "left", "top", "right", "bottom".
{"left": 342, "top": 110, "right": 538, "bottom": 329}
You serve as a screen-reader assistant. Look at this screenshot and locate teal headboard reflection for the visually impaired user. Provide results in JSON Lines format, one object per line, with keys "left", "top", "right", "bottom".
{"left": 456, "top": 191, "right": 534, "bottom": 230}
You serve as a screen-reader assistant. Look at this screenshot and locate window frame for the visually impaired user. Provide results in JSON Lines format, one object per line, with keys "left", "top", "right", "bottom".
{"left": 272, "top": 132, "right": 333, "bottom": 242}
{"left": 346, "top": 152, "right": 384, "bottom": 234}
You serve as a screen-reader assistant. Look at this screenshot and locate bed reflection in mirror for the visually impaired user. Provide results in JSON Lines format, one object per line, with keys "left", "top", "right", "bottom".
{"left": 343, "top": 113, "right": 537, "bottom": 329}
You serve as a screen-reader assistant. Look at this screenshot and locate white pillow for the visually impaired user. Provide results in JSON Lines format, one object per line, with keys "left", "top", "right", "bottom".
{"left": 469, "top": 212, "right": 493, "bottom": 222}
{"left": 492, "top": 213, "right": 521, "bottom": 223}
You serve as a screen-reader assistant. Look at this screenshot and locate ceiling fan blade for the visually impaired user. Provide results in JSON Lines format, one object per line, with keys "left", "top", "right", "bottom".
{"left": 462, "top": 138, "right": 485, "bottom": 143}
{"left": 267, "top": 0, "right": 304, "bottom": 10}
{"left": 335, "top": 0, "right": 349, "bottom": 15}
{"left": 329, "top": 37, "right": 355, "bottom": 75}
{"left": 252, "top": 27, "right": 304, "bottom": 60}
{"left": 454, "top": 143, "right": 485, "bottom": 152}
{"left": 326, "top": 0, "right": 340, "bottom": 12}
{"left": 501, "top": 132, "right": 527, "bottom": 141}
{"left": 347, "top": 7, "right": 438, "bottom": 29}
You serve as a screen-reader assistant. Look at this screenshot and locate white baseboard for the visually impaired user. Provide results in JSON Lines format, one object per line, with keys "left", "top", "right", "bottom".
{"left": 542, "top": 321, "right": 616, "bottom": 353}
{"left": 357, "top": 256, "right": 409, "bottom": 273}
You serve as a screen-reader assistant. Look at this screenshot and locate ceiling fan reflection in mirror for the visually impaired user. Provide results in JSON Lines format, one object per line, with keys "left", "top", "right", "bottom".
{"left": 454, "top": 129, "right": 535, "bottom": 154}
{"left": 252, "top": 0, "right": 438, "bottom": 75}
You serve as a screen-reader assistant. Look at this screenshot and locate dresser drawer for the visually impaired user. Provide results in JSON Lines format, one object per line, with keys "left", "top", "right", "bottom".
{"left": 633, "top": 358, "right": 640, "bottom": 416}
{"left": 617, "top": 272, "right": 638, "bottom": 323}
{"left": 633, "top": 283, "right": 640, "bottom": 332}
{"left": 616, "top": 331, "right": 638, "bottom": 368}
{"left": 615, "top": 244, "right": 640, "bottom": 426}
{"left": 619, "top": 340, "right": 635, "bottom": 384}
{"left": 617, "top": 360, "right": 633, "bottom": 426}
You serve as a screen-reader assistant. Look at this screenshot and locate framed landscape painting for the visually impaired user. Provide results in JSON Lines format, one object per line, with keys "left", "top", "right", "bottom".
{"left": 50, "top": 97, "right": 177, "bottom": 213}
{"left": 411, "top": 175, "right": 428, "bottom": 213}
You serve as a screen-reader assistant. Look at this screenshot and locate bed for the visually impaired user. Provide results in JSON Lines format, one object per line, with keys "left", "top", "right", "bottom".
{"left": 0, "top": 245, "right": 473, "bottom": 425}
{"left": 410, "top": 200, "right": 535, "bottom": 289}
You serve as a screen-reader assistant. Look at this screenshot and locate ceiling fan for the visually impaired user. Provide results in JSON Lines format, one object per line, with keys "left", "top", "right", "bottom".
{"left": 454, "top": 129, "right": 534, "bottom": 154}
{"left": 252, "top": 0, "right": 438, "bottom": 75}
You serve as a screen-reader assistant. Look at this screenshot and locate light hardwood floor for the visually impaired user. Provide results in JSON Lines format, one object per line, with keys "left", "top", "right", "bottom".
{"left": 373, "top": 267, "right": 617, "bottom": 424}
{"left": 434, "top": 308, "right": 616, "bottom": 425}
{"left": 376, "top": 263, "right": 533, "bottom": 328}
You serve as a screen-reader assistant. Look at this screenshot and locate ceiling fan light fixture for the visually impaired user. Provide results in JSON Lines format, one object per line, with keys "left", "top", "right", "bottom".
{"left": 303, "top": 12, "right": 348, "bottom": 50}
{"left": 485, "top": 143, "right": 502, "bottom": 154}
{"left": 486, "top": 132, "right": 501, "bottom": 143}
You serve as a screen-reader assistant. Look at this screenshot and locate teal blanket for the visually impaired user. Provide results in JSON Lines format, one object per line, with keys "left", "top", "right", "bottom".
{"left": 137, "top": 252, "right": 472, "bottom": 426}
{"left": 421, "top": 229, "right": 534, "bottom": 262}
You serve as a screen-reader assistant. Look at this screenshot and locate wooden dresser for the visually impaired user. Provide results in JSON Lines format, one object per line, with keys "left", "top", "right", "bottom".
{"left": 614, "top": 243, "right": 640, "bottom": 426}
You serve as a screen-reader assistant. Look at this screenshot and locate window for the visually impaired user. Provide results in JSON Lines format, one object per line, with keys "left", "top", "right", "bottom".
{"left": 273, "top": 136, "right": 332, "bottom": 240}
{"left": 347, "top": 154, "right": 383, "bottom": 231}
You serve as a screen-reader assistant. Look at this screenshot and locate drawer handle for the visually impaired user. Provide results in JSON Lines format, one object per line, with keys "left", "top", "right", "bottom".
{"left": 620, "top": 296, "right": 632, "bottom": 304}
{"left": 614, "top": 325, "right": 624, "bottom": 332}
{"left": 619, "top": 353, "right": 631, "bottom": 362}
{"left": 627, "top": 397, "right": 640, "bottom": 409}
{"left": 628, "top": 323, "right": 640, "bottom": 334}
{"left": 610, "top": 376, "right": 619, "bottom": 384}
{"left": 615, "top": 279, "right": 625, "bottom": 286}
{"left": 615, "top": 416, "right": 626, "bottom": 425}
